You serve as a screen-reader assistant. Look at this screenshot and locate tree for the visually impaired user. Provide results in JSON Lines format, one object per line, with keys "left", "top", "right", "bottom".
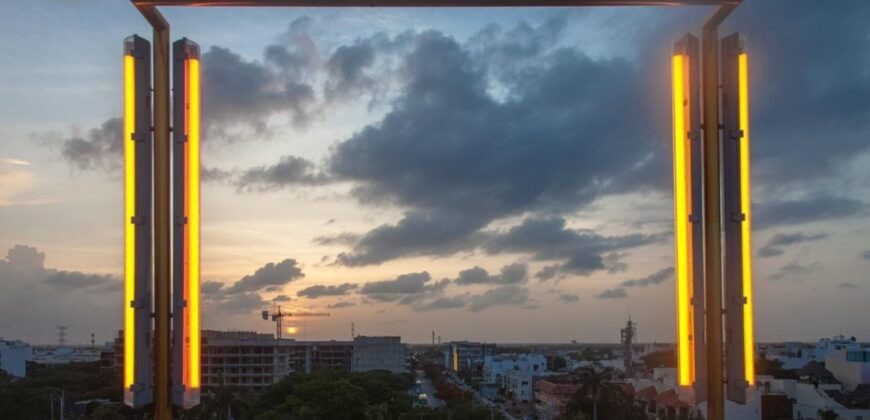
{"left": 568, "top": 366, "right": 614, "bottom": 420}
{"left": 817, "top": 409, "right": 840, "bottom": 420}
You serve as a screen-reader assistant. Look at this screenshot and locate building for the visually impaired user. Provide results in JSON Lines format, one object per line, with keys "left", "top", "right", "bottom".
{"left": 769, "top": 335, "right": 862, "bottom": 370}
{"left": 483, "top": 353, "right": 547, "bottom": 384}
{"left": 826, "top": 349, "right": 870, "bottom": 392}
{"left": 352, "top": 336, "right": 406, "bottom": 374}
{"left": 31, "top": 345, "right": 102, "bottom": 366}
{"left": 309, "top": 340, "right": 354, "bottom": 372}
{"left": 535, "top": 378, "right": 579, "bottom": 419}
{"left": 0, "top": 338, "right": 31, "bottom": 378}
{"left": 201, "top": 330, "right": 310, "bottom": 390}
{"left": 443, "top": 341, "right": 494, "bottom": 373}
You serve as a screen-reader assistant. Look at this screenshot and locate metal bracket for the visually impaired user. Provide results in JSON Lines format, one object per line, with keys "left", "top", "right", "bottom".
{"left": 689, "top": 214, "right": 700, "bottom": 223}
{"left": 132, "top": 215, "right": 146, "bottom": 225}
{"left": 730, "top": 212, "right": 745, "bottom": 222}
{"left": 729, "top": 129, "right": 744, "bottom": 140}
{"left": 131, "top": 298, "right": 148, "bottom": 309}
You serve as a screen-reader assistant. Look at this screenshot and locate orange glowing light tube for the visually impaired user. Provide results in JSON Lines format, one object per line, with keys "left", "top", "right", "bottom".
{"left": 123, "top": 52, "right": 136, "bottom": 392}
{"left": 672, "top": 52, "right": 694, "bottom": 387}
{"left": 123, "top": 34, "right": 153, "bottom": 409}
{"left": 173, "top": 38, "right": 201, "bottom": 408}
{"left": 738, "top": 52, "right": 755, "bottom": 386}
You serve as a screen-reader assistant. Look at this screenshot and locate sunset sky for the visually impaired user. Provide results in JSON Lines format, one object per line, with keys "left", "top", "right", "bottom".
{"left": 1, "top": 0, "right": 868, "bottom": 345}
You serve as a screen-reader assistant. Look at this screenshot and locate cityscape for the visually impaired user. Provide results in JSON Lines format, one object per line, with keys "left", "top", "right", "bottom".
{"left": 1, "top": 0, "right": 869, "bottom": 419}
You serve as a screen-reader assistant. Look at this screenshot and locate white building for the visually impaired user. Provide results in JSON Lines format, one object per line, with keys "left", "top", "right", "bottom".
{"left": 0, "top": 338, "right": 31, "bottom": 378}
{"left": 352, "top": 336, "right": 406, "bottom": 374}
{"left": 31, "top": 345, "right": 101, "bottom": 365}
{"left": 482, "top": 353, "right": 545, "bottom": 383}
{"left": 826, "top": 349, "right": 870, "bottom": 392}
{"left": 771, "top": 335, "right": 862, "bottom": 370}
{"left": 444, "top": 341, "right": 494, "bottom": 372}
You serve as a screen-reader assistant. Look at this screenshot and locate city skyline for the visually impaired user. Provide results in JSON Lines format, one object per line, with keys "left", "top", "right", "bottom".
{"left": 1, "top": 0, "right": 869, "bottom": 345}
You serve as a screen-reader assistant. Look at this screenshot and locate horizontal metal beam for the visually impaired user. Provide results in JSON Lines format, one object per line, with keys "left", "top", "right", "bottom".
{"left": 134, "top": 0, "right": 739, "bottom": 7}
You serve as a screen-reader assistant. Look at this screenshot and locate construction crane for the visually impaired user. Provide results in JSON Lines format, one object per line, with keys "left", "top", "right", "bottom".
{"left": 261, "top": 306, "right": 330, "bottom": 340}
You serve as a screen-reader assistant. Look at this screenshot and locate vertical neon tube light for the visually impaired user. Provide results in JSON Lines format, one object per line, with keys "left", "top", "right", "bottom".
{"left": 187, "top": 56, "right": 201, "bottom": 389}
{"left": 672, "top": 52, "right": 694, "bottom": 387}
{"left": 123, "top": 34, "right": 152, "bottom": 409}
{"left": 123, "top": 52, "right": 136, "bottom": 392}
{"left": 738, "top": 52, "right": 755, "bottom": 385}
{"left": 172, "top": 38, "right": 201, "bottom": 408}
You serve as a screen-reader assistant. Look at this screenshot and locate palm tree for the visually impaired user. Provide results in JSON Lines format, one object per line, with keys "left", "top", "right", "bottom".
{"left": 575, "top": 366, "right": 614, "bottom": 420}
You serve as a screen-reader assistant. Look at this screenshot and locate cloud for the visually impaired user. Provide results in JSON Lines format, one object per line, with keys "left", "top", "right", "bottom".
{"left": 0, "top": 245, "right": 124, "bottom": 343}
{"left": 358, "top": 271, "right": 448, "bottom": 305}
{"left": 758, "top": 232, "right": 829, "bottom": 258}
{"left": 839, "top": 282, "right": 859, "bottom": 289}
{"left": 57, "top": 118, "right": 122, "bottom": 172}
{"left": 483, "top": 217, "right": 664, "bottom": 277}
{"left": 468, "top": 285, "right": 529, "bottom": 312}
{"left": 202, "top": 18, "right": 319, "bottom": 140}
{"left": 557, "top": 293, "right": 579, "bottom": 304}
{"left": 754, "top": 195, "right": 864, "bottom": 230}
{"left": 415, "top": 296, "right": 467, "bottom": 312}
{"left": 223, "top": 259, "right": 304, "bottom": 294}
{"left": 770, "top": 261, "right": 821, "bottom": 281}
{"left": 313, "top": 232, "right": 361, "bottom": 246}
{"left": 328, "top": 301, "right": 356, "bottom": 309}
{"left": 324, "top": 41, "right": 376, "bottom": 102}
{"left": 43, "top": 271, "right": 116, "bottom": 290}
{"left": 327, "top": 29, "right": 667, "bottom": 266}
{"left": 271, "top": 294, "right": 293, "bottom": 302}
{"left": 453, "top": 263, "right": 528, "bottom": 286}
{"left": 202, "top": 259, "right": 305, "bottom": 315}
{"left": 235, "top": 155, "right": 329, "bottom": 191}
{"left": 597, "top": 288, "right": 628, "bottom": 300}
{"left": 535, "top": 265, "right": 561, "bottom": 282}
{"left": 297, "top": 282, "right": 357, "bottom": 298}
{"left": 619, "top": 267, "right": 674, "bottom": 288}
{"left": 862, "top": 250, "right": 870, "bottom": 261}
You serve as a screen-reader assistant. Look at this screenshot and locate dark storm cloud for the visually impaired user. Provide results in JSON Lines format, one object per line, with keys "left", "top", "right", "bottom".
{"left": 483, "top": 217, "right": 664, "bottom": 277}
{"left": 235, "top": 155, "right": 329, "bottom": 191}
{"left": 754, "top": 195, "right": 865, "bottom": 230}
{"left": 202, "top": 166, "right": 234, "bottom": 183}
{"left": 203, "top": 45, "right": 316, "bottom": 138}
{"left": 328, "top": 29, "right": 666, "bottom": 266}
{"left": 223, "top": 259, "right": 304, "bottom": 294}
{"left": 557, "top": 293, "right": 579, "bottom": 304}
{"left": 297, "top": 282, "right": 357, "bottom": 298}
{"left": 535, "top": 265, "right": 561, "bottom": 282}
{"left": 758, "top": 232, "right": 829, "bottom": 258}
{"left": 468, "top": 285, "right": 529, "bottom": 312}
{"left": 358, "top": 271, "right": 448, "bottom": 305}
{"left": 58, "top": 118, "right": 122, "bottom": 172}
{"left": 730, "top": 2, "right": 870, "bottom": 184}
{"left": 201, "top": 259, "right": 304, "bottom": 314}
{"left": 324, "top": 42, "right": 376, "bottom": 102}
{"left": 770, "top": 261, "right": 820, "bottom": 281}
{"left": 335, "top": 211, "right": 487, "bottom": 266}
{"left": 453, "top": 263, "right": 528, "bottom": 286}
{"left": 43, "top": 271, "right": 116, "bottom": 290}
{"left": 597, "top": 288, "right": 627, "bottom": 300}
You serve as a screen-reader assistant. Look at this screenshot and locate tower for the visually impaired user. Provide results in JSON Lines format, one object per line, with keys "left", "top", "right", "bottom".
{"left": 57, "top": 325, "right": 68, "bottom": 346}
{"left": 620, "top": 316, "right": 636, "bottom": 377}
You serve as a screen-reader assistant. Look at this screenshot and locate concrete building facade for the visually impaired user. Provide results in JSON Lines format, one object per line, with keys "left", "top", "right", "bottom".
{"left": 0, "top": 338, "right": 31, "bottom": 378}
{"left": 352, "top": 336, "right": 406, "bottom": 374}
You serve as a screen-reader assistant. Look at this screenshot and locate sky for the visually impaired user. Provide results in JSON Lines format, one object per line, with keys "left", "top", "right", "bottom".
{"left": 0, "top": 0, "right": 868, "bottom": 345}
